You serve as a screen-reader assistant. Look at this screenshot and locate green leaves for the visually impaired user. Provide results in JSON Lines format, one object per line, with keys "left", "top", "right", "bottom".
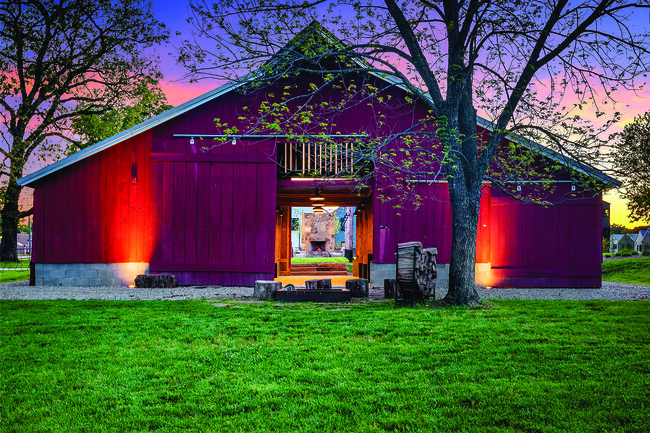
{"left": 610, "top": 112, "right": 650, "bottom": 223}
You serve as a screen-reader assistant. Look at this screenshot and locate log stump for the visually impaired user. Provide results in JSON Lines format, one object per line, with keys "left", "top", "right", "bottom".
{"left": 346, "top": 278, "right": 369, "bottom": 298}
{"left": 384, "top": 279, "right": 398, "bottom": 299}
{"left": 305, "top": 279, "right": 332, "bottom": 290}
{"left": 134, "top": 274, "right": 177, "bottom": 288}
{"left": 254, "top": 280, "right": 281, "bottom": 299}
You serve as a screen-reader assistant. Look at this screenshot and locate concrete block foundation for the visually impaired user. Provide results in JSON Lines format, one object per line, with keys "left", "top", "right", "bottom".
{"left": 371, "top": 262, "right": 490, "bottom": 288}
{"left": 34, "top": 263, "right": 150, "bottom": 286}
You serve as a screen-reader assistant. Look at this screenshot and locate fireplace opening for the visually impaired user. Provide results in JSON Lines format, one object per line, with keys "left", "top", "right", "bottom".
{"left": 310, "top": 241, "right": 326, "bottom": 252}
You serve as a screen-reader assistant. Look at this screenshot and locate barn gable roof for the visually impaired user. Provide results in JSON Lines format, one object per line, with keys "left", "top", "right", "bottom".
{"left": 18, "top": 22, "right": 619, "bottom": 188}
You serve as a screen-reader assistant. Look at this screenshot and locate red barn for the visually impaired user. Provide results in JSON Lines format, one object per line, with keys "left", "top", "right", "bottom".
{"left": 18, "top": 24, "right": 616, "bottom": 288}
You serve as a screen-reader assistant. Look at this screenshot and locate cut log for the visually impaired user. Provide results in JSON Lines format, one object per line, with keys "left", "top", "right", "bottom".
{"left": 384, "top": 279, "right": 397, "bottom": 298}
{"left": 305, "top": 279, "right": 332, "bottom": 290}
{"left": 134, "top": 274, "right": 177, "bottom": 288}
{"left": 254, "top": 280, "right": 281, "bottom": 299}
{"left": 346, "top": 278, "right": 369, "bottom": 298}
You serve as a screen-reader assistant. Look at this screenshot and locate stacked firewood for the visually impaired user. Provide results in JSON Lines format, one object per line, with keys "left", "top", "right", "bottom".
{"left": 396, "top": 242, "right": 437, "bottom": 301}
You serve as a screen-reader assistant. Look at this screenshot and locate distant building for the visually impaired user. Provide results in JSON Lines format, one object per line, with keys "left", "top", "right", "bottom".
{"left": 610, "top": 234, "right": 635, "bottom": 252}
{"left": 634, "top": 228, "right": 650, "bottom": 252}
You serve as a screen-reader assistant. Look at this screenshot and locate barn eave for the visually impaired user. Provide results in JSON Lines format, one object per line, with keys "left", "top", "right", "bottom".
{"left": 17, "top": 78, "right": 247, "bottom": 187}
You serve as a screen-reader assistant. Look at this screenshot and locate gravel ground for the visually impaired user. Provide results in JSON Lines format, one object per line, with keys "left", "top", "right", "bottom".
{"left": 1, "top": 280, "right": 648, "bottom": 301}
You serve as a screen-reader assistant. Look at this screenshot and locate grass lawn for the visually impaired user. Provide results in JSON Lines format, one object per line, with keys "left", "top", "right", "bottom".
{"left": 0, "top": 269, "right": 30, "bottom": 283}
{"left": 292, "top": 257, "right": 351, "bottom": 263}
{"left": 1, "top": 299, "right": 648, "bottom": 432}
{"left": 602, "top": 257, "right": 650, "bottom": 285}
{"left": 0, "top": 260, "right": 30, "bottom": 269}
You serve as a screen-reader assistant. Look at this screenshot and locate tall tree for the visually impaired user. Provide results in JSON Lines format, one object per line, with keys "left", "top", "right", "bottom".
{"left": 180, "top": 0, "right": 649, "bottom": 305}
{"left": 610, "top": 112, "right": 650, "bottom": 225}
{"left": 0, "top": 0, "right": 168, "bottom": 261}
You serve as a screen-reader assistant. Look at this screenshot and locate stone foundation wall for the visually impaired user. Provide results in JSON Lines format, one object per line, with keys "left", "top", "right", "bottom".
{"left": 34, "top": 263, "right": 150, "bottom": 286}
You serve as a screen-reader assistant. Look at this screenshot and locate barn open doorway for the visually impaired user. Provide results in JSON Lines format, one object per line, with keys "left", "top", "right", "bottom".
{"left": 274, "top": 180, "right": 373, "bottom": 287}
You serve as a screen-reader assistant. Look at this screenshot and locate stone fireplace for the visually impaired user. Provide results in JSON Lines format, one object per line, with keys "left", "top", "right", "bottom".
{"left": 301, "top": 213, "right": 337, "bottom": 257}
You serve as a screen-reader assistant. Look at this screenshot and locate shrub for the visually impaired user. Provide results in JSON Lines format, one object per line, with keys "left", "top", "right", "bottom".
{"left": 631, "top": 250, "right": 639, "bottom": 256}
{"left": 614, "top": 251, "right": 622, "bottom": 257}
{"left": 642, "top": 250, "right": 650, "bottom": 256}
{"left": 621, "top": 250, "right": 632, "bottom": 257}
{"left": 603, "top": 253, "right": 612, "bottom": 258}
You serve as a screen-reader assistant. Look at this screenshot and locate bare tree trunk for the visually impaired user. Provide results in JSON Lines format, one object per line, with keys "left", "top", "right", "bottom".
{"left": 444, "top": 180, "right": 482, "bottom": 305}
{"left": 0, "top": 177, "right": 22, "bottom": 262}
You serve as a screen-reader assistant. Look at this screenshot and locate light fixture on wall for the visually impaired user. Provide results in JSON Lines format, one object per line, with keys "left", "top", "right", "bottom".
{"left": 354, "top": 204, "right": 365, "bottom": 216}
{"left": 276, "top": 207, "right": 284, "bottom": 217}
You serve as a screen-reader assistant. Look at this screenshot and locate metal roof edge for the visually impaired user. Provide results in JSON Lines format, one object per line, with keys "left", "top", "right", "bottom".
{"left": 476, "top": 116, "right": 621, "bottom": 188}
{"left": 18, "top": 79, "right": 245, "bottom": 187}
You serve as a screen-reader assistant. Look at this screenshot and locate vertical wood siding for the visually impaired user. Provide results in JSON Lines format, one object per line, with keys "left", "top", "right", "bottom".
{"left": 372, "top": 182, "right": 491, "bottom": 265}
{"left": 32, "top": 130, "right": 156, "bottom": 265}
{"left": 148, "top": 91, "right": 278, "bottom": 285}
{"left": 489, "top": 187, "right": 602, "bottom": 287}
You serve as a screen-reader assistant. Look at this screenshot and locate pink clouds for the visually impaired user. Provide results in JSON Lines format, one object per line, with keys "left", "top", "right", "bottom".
{"left": 158, "top": 79, "right": 224, "bottom": 107}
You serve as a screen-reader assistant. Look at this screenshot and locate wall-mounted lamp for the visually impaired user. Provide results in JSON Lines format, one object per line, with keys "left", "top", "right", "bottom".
{"left": 571, "top": 182, "right": 576, "bottom": 191}
{"left": 190, "top": 137, "right": 195, "bottom": 145}
{"left": 232, "top": 138, "right": 237, "bottom": 145}
{"left": 516, "top": 183, "right": 522, "bottom": 192}
{"left": 276, "top": 207, "right": 284, "bottom": 217}
{"left": 354, "top": 204, "right": 365, "bottom": 216}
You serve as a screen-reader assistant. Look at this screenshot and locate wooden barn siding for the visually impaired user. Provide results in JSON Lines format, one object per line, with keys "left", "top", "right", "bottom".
{"left": 32, "top": 130, "right": 155, "bottom": 264}
{"left": 149, "top": 91, "right": 277, "bottom": 285}
{"left": 372, "top": 182, "right": 491, "bottom": 265}
{"left": 490, "top": 187, "right": 602, "bottom": 287}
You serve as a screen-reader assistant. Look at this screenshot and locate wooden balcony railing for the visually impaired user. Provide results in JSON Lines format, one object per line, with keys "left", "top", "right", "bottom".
{"left": 278, "top": 142, "right": 366, "bottom": 177}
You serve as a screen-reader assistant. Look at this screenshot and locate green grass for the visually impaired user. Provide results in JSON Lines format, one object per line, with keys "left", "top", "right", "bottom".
{"left": 602, "top": 257, "right": 650, "bottom": 285}
{"left": 0, "top": 269, "right": 30, "bottom": 283}
{"left": 1, "top": 300, "right": 649, "bottom": 432}
{"left": 292, "top": 257, "right": 351, "bottom": 263}
{"left": 0, "top": 260, "right": 30, "bottom": 269}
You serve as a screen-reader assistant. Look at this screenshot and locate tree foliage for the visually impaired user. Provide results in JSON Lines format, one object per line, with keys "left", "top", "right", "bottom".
{"left": 180, "top": 0, "right": 649, "bottom": 304}
{"left": 0, "top": 0, "right": 168, "bottom": 260}
{"left": 70, "top": 76, "right": 173, "bottom": 151}
{"left": 611, "top": 112, "right": 650, "bottom": 224}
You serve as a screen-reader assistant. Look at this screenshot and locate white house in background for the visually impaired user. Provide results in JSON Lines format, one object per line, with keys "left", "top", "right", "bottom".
{"left": 610, "top": 233, "right": 635, "bottom": 253}
{"left": 634, "top": 228, "right": 650, "bottom": 252}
